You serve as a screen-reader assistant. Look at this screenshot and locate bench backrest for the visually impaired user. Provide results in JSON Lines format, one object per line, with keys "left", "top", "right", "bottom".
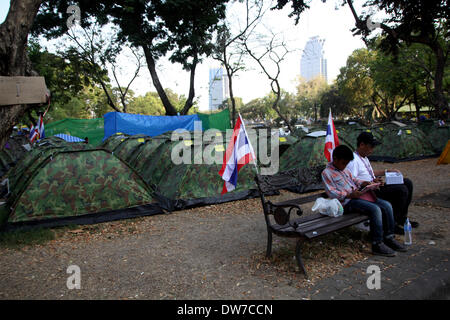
{"left": 255, "top": 165, "right": 326, "bottom": 227}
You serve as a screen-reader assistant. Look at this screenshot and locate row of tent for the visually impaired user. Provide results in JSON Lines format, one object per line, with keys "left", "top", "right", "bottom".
{"left": 292, "top": 120, "right": 450, "bottom": 163}
{"left": 0, "top": 117, "right": 449, "bottom": 231}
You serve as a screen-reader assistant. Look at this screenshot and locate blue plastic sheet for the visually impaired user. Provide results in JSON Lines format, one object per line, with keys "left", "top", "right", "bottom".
{"left": 103, "top": 112, "right": 200, "bottom": 140}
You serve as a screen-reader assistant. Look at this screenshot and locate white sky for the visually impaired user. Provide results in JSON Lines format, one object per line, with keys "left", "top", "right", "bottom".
{"left": 0, "top": 0, "right": 369, "bottom": 111}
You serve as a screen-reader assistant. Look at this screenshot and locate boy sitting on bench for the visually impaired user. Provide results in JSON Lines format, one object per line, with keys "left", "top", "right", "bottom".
{"left": 321, "top": 145, "right": 407, "bottom": 257}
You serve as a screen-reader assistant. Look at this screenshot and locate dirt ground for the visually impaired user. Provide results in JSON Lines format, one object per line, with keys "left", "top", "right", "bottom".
{"left": 0, "top": 158, "right": 449, "bottom": 299}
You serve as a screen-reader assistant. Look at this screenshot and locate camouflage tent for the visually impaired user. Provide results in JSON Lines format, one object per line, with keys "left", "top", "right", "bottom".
{"left": 424, "top": 125, "right": 450, "bottom": 154}
{"left": 279, "top": 135, "right": 329, "bottom": 171}
{"left": 369, "top": 125, "right": 436, "bottom": 162}
{"left": 101, "top": 131, "right": 259, "bottom": 210}
{"left": 157, "top": 139, "right": 258, "bottom": 210}
{"left": 0, "top": 138, "right": 163, "bottom": 230}
{"left": 247, "top": 129, "right": 297, "bottom": 168}
{"left": 416, "top": 119, "right": 436, "bottom": 136}
{"left": 292, "top": 124, "right": 328, "bottom": 139}
{"left": 0, "top": 131, "right": 31, "bottom": 178}
{"left": 337, "top": 126, "right": 379, "bottom": 151}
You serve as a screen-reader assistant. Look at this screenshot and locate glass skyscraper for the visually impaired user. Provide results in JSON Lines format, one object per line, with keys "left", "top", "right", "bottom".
{"left": 300, "top": 36, "right": 328, "bottom": 82}
{"left": 208, "top": 68, "right": 230, "bottom": 112}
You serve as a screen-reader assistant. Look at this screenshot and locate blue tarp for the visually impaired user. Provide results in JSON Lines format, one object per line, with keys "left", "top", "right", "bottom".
{"left": 54, "top": 133, "right": 85, "bottom": 142}
{"left": 103, "top": 112, "right": 201, "bottom": 140}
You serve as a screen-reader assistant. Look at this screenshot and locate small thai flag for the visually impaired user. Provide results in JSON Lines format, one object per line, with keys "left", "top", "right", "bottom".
{"left": 324, "top": 109, "right": 339, "bottom": 162}
{"left": 29, "top": 114, "right": 45, "bottom": 144}
{"left": 37, "top": 114, "right": 45, "bottom": 139}
{"left": 29, "top": 126, "right": 39, "bottom": 144}
{"left": 219, "top": 114, "right": 256, "bottom": 194}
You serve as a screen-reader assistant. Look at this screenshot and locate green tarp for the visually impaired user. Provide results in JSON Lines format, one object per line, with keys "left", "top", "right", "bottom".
{"left": 197, "top": 109, "right": 231, "bottom": 131}
{"left": 45, "top": 118, "right": 104, "bottom": 146}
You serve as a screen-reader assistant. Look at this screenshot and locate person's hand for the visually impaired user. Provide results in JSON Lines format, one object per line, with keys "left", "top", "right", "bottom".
{"left": 361, "top": 181, "right": 371, "bottom": 188}
{"left": 373, "top": 177, "right": 385, "bottom": 186}
{"left": 348, "top": 189, "right": 363, "bottom": 199}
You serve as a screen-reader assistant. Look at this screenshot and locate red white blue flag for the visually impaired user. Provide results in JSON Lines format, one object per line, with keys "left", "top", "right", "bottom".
{"left": 324, "top": 109, "right": 339, "bottom": 162}
{"left": 219, "top": 114, "right": 256, "bottom": 194}
{"left": 29, "top": 114, "right": 45, "bottom": 144}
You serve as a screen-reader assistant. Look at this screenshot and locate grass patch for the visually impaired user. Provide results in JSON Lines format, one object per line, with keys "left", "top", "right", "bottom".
{"left": 0, "top": 228, "right": 56, "bottom": 248}
{"left": 0, "top": 224, "right": 80, "bottom": 249}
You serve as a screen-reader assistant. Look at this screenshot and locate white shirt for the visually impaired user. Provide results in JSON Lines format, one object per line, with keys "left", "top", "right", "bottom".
{"left": 346, "top": 152, "right": 375, "bottom": 182}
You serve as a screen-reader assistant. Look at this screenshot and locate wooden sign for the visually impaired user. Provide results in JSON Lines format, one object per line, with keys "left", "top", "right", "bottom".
{"left": 0, "top": 76, "right": 48, "bottom": 106}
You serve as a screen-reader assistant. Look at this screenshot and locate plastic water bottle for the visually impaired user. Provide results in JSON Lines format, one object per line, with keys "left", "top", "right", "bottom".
{"left": 404, "top": 218, "right": 412, "bottom": 245}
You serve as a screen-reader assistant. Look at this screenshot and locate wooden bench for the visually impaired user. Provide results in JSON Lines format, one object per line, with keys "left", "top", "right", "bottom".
{"left": 255, "top": 165, "right": 368, "bottom": 278}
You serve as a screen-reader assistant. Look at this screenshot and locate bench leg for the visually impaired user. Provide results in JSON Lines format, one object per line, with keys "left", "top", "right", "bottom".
{"left": 295, "top": 239, "right": 308, "bottom": 278}
{"left": 266, "top": 230, "right": 273, "bottom": 258}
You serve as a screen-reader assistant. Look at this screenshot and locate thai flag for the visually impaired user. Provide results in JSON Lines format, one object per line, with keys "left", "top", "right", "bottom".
{"left": 29, "top": 126, "right": 39, "bottom": 144}
{"left": 36, "top": 114, "right": 45, "bottom": 139}
{"left": 324, "top": 109, "right": 339, "bottom": 162}
{"left": 29, "top": 114, "right": 45, "bottom": 143}
{"left": 219, "top": 114, "right": 256, "bottom": 194}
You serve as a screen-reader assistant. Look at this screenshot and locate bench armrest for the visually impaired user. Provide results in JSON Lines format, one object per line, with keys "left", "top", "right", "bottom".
{"left": 267, "top": 200, "right": 303, "bottom": 226}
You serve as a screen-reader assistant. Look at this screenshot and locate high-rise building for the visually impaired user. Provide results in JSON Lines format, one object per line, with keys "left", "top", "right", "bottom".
{"left": 208, "top": 68, "right": 230, "bottom": 112}
{"left": 300, "top": 36, "right": 327, "bottom": 82}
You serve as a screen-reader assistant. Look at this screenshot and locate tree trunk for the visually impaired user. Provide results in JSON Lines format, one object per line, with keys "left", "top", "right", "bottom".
{"left": 142, "top": 45, "right": 178, "bottom": 116}
{"left": 314, "top": 102, "right": 317, "bottom": 123}
{"left": 224, "top": 63, "right": 236, "bottom": 128}
{"left": 413, "top": 86, "right": 421, "bottom": 122}
{"left": 180, "top": 55, "right": 198, "bottom": 115}
{"left": 431, "top": 43, "right": 448, "bottom": 117}
{"left": 0, "top": 0, "right": 43, "bottom": 149}
{"left": 271, "top": 81, "right": 293, "bottom": 133}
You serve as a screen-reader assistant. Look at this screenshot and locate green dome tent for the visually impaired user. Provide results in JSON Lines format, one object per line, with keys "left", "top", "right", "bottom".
{"left": 0, "top": 138, "right": 163, "bottom": 230}
{"left": 369, "top": 125, "right": 435, "bottom": 162}
{"left": 157, "top": 139, "right": 258, "bottom": 210}
{"left": 279, "top": 134, "right": 329, "bottom": 171}
{"left": 337, "top": 127, "right": 379, "bottom": 151}
{"left": 246, "top": 129, "right": 297, "bottom": 168}
{"left": 0, "top": 131, "right": 31, "bottom": 178}
{"left": 425, "top": 125, "right": 450, "bottom": 154}
{"left": 100, "top": 131, "right": 260, "bottom": 211}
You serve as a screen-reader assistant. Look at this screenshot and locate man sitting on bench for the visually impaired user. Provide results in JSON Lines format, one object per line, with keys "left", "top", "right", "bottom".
{"left": 346, "top": 132, "right": 418, "bottom": 234}
{"left": 321, "top": 145, "right": 407, "bottom": 257}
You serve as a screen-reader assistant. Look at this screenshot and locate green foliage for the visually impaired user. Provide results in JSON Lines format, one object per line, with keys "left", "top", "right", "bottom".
{"left": 32, "top": 0, "right": 229, "bottom": 115}
{"left": 295, "top": 76, "right": 329, "bottom": 119}
{"left": 127, "top": 92, "right": 165, "bottom": 115}
{"left": 0, "top": 228, "right": 56, "bottom": 248}
{"left": 219, "top": 97, "right": 244, "bottom": 111}
{"left": 336, "top": 48, "right": 375, "bottom": 116}
{"left": 336, "top": 41, "right": 439, "bottom": 120}
{"left": 274, "top": 0, "right": 448, "bottom": 114}
{"left": 27, "top": 39, "right": 89, "bottom": 107}
{"left": 240, "top": 96, "right": 277, "bottom": 121}
{"left": 319, "top": 84, "right": 350, "bottom": 118}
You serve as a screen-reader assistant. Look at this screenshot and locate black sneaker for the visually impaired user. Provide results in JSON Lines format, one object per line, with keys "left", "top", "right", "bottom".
{"left": 384, "top": 237, "right": 408, "bottom": 252}
{"left": 410, "top": 221, "right": 419, "bottom": 228}
{"left": 394, "top": 225, "right": 404, "bottom": 235}
{"left": 372, "top": 242, "right": 397, "bottom": 257}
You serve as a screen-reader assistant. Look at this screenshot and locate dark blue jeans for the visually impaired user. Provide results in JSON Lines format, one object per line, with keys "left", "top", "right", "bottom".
{"left": 376, "top": 178, "right": 413, "bottom": 225}
{"left": 344, "top": 198, "right": 395, "bottom": 244}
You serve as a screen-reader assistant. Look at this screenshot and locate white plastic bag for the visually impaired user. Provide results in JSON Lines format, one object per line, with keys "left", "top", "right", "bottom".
{"left": 311, "top": 198, "right": 344, "bottom": 217}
